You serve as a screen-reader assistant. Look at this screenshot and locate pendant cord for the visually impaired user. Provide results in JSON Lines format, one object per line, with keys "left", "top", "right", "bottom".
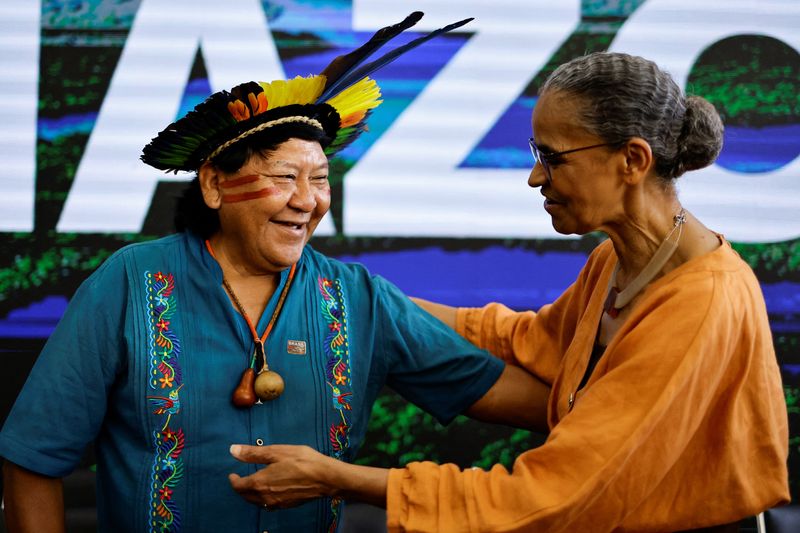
{"left": 604, "top": 209, "right": 686, "bottom": 316}
{"left": 205, "top": 239, "right": 297, "bottom": 371}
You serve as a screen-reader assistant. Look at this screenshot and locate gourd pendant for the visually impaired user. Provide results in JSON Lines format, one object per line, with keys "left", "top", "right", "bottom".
{"left": 254, "top": 368, "right": 285, "bottom": 401}
{"left": 231, "top": 343, "right": 284, "bottom": 406}
{"left": 232, "top": 368, "right": 257, "bottom": 407}
{"left": 252, "top": 342, "right": 284, "bottom": 401}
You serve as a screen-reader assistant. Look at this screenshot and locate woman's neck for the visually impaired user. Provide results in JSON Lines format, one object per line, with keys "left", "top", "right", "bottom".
{"left": 606, "top": 207, "right": 718, "bottom": 291}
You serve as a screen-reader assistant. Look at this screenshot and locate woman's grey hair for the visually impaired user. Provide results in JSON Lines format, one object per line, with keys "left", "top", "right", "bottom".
{"left": 541, "top": 52, "right": 724, "bottom": 181}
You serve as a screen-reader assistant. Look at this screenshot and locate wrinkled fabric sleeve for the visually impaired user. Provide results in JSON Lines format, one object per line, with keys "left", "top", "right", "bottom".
{"left": 0, "top": 256, "right": 127, "bottom": 477}
{"left": 454, "top": 251, "right": 599, "bottom": 385}
{"left": 375, "top": 275, "right": 505, "bottom": 426}
{"left": 387, "top": 272, "right": 757, "bottom": 532}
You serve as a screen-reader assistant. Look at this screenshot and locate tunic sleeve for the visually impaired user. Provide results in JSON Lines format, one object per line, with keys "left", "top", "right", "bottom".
{"left": 0, "top": 254, "right": 128, "bottom": 477}
{"left": 386, "top": 267, "right": 789, "bottom": 531}
{"left": 374, "top": 275, "right": 505, "bottom": 426}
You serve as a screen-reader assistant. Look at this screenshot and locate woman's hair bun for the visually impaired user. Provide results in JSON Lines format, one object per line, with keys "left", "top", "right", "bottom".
{"left": 673, "top": 95, "right": 724, "bottom": 177}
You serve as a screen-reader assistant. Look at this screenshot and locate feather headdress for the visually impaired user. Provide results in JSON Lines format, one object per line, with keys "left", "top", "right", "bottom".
{"left": 141, "top": 12, "right": 473, "bottom": 173}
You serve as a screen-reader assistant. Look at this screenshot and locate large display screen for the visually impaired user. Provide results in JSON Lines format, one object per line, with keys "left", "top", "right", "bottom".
{"left": 1, "top": 0, "right": 798, "bottom": 501}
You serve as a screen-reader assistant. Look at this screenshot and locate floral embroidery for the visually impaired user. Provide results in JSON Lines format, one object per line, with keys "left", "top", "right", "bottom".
{"left": 145, "top": 271, "right": 185, "bottom": 532}
{"left": 318, "top": 276, "right": 353, "bottom": 532}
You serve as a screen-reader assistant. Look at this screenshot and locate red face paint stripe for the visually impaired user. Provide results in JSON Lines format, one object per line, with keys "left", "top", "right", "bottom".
{"left": 222, "top": 188, "right": 277, "bottom": 203}
{"left": 220, "top": 174, "right": 261, "bottom": 188}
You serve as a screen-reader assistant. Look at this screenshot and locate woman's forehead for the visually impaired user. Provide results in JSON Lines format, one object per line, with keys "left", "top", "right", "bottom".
{"left": 534, "top": 92, "right": 573, "bottom": 126}
{"left": 532, "top": 91, "right": 586, "bottom": 142}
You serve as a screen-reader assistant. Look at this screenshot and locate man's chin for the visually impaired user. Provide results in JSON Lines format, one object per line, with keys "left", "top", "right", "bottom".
{"left": 273, "top": 247, "right": 304, "bottom": 270}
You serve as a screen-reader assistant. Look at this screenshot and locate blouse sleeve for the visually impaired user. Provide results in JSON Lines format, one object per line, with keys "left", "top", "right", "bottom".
{"left": 0, "top": 254, "right": 128, "bottom": 477}
{"left": 387, "top": 268, "right": 783, "bottom": 531}
{"left": 454, "top": 245, "right": 606, "bottom": 385}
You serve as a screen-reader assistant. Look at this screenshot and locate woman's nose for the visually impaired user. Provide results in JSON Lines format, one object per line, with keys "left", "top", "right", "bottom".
{"left": 528, "top": 163, "right": 547, "bottom": 188}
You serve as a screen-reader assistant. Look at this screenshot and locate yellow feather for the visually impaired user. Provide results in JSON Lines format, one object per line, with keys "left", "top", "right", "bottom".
{"left": 258, "top": 75, "right": 326, "bottom": 110}
{"left": 325, "top": 77, "right": 382, "bottom": 121}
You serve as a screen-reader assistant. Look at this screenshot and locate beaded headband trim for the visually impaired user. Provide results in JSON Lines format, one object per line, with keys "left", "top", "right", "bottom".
{"left": 207, "top": 116, "right": 324, "bottom": 161}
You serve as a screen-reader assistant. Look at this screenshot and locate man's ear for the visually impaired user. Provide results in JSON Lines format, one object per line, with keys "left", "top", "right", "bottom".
{"left": 198, "top": 161, "right": 222, "bottom": 209}
{"left": 620, "top": 137, "right": 654, "bottom": 185}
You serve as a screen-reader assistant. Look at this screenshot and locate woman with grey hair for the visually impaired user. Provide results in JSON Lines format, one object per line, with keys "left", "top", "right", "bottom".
{"left": 223, "top": 52, "right": 790, "bottom": 532}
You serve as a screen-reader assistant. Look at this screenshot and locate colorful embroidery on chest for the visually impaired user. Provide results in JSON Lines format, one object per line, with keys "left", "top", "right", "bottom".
{"left": 145, "top": 271, "right": 185, "bottom": 532}
{"left": 318, "top": 276, "right": 353, "bottom": 532}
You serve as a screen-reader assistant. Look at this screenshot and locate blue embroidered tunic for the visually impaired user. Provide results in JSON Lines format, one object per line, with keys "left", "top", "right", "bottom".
{"left": 0, "top": 232, "right": 503, "bottom": 532}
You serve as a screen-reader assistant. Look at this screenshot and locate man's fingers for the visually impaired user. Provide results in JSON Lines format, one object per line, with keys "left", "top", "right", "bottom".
{"left": 229, "top": 444, "right": 275, "bottom": 464}
{"left": 229, "top": 472, "right": 261, "bottom": 495}
{"left": 229, "top": 471, "right": 283, "bottom": 508}
{"left": 228, "top": 472, "right": 247, "bottom": 490}
{"left": 230, "top": 444, "right": 308, "bottom": 463}
{"left": 229, "top": 473, "right": 264, "bottom": 503}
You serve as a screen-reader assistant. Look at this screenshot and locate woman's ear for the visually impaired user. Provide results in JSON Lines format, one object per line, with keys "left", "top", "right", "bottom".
{"left": 620, "top": 137, "right": 653, "bottom": 185}
{"left": 198, "top": 161, "right": 222, "bottom": 209}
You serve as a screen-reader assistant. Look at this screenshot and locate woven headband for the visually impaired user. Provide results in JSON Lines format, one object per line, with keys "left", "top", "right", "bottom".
{"left": 207, "top": 116, "right": 324, "bottom": 161}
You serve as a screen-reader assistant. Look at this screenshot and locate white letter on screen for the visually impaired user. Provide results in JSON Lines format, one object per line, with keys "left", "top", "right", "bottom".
{"left": 56, "top": 0, "right": 342, "bottom": 234}
{"left": 0, "top": 0, "right": 40, "bottom": 232}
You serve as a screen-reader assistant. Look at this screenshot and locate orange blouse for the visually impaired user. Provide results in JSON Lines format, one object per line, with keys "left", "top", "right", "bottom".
{"left": 386, "top": 238, "right": 789, "bottom": 532}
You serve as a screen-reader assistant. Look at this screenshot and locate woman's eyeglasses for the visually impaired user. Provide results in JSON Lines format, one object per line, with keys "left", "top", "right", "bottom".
{"left": 528, "top": 138, "right": 616, "bottom": 183}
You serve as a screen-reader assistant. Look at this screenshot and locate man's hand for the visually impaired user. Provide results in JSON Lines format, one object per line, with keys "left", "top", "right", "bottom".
{"left": 229, "top": 444, "right": 389, "bottom": 509}
{"left": 228, "top": 444, "right": 334, "bottom": 510}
